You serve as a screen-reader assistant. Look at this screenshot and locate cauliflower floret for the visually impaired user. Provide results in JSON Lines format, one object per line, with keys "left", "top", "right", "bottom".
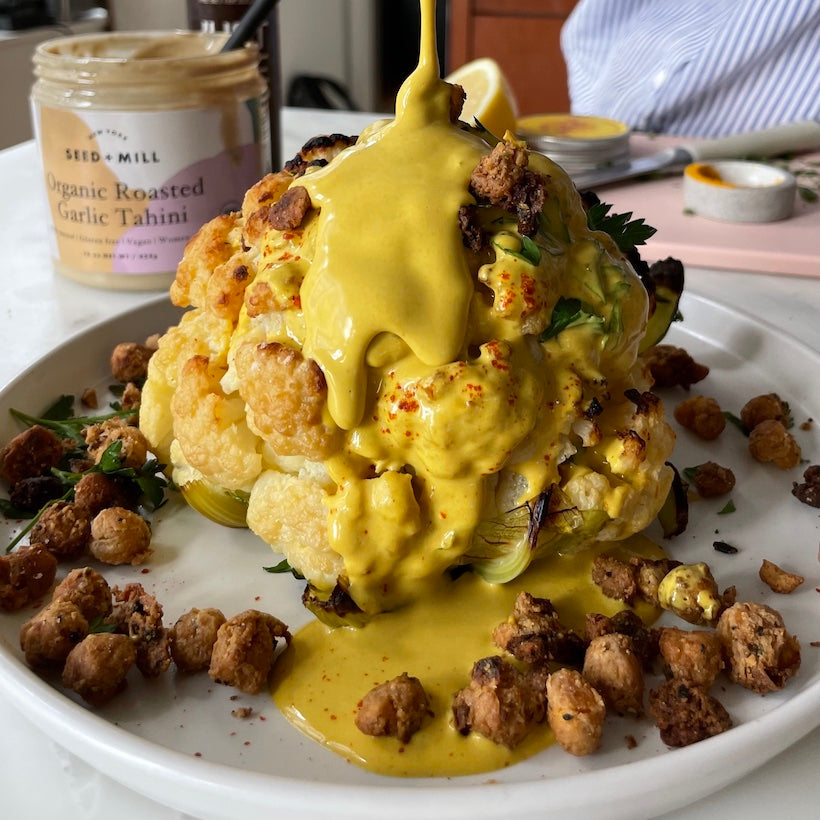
{"left": 246, "top": 468, "right": 342, "bottom": 588}
{"left": 171, "top": 212, "right": 244, "bottom": 309}
{"left": 140, "top": 310, "right": 235, "bottom": 461}
{"left": 172, "top": 355, "right": 262, "bottom": 491}
{"left": 233, "top": 340, "right": 339, "bottom": 461}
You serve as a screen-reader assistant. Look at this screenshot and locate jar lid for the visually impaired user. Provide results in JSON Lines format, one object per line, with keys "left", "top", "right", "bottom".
{"left": 517, "top": 114, "right": 631, "bottom": 175}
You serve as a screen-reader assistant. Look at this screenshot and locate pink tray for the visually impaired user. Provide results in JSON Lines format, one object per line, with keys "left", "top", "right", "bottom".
{"left": 591, "top": 135, "right": 819, "bottom": 278}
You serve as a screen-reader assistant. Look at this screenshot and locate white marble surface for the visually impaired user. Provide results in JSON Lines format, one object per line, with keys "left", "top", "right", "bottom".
{"left": 0, "top": 108, "right": 818, "bottom": 819}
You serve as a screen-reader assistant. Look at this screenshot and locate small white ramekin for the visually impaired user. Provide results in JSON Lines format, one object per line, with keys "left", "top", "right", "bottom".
{"left": 683, "top": 160, "right": 797, "bottom": 223}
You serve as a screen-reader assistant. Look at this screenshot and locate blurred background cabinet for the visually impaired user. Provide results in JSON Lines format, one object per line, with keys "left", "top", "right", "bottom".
{"left": 448, "top": 0, "right": 578, "bottom": 115}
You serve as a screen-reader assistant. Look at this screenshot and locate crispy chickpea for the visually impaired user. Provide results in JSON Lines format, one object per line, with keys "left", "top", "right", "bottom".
{"left": 658, "top": 627, "right": 723, "bottom": 687}
{"left": 170, "top": 607, "right": 226, "bottom": 673}
{"left": 673, "top": 395, "right": 725, "bottom": 440}
{"left": 759, "top": 559, "right": 804, "bottom": 594}
{"left": 0, "top": 424, "right": 64, "bottom": 484}
{"left": 73, "top": 472, "right": 137, "bottom": 516}
{"left": 583, "top": 633, "right": 644, "bottom": 716}
{"left": 643, "top": 344, "right": 709, "bottom": 390}
{"left": 89, "top": 507, "right": 152, "bottom": 566}
{"left": 546, "top": 668, "right": 605, "bottom": 756}
{"left": 110, "top": 341, "right": 154, "bottom": 384}
{"left": 112, "top": 582, "right": 171, "bottom": 678}
{"left": 740, "top": 393, "right": 790, "bottom": 431}
{"left": 209, "top": 609, "right": 291, "bottom": 694}
{"left": 649, "top": 680, "right": 731, "bottom": 747}
{"left": 19, "top": 599, "right": 88, "bottom": 667}
{"left": 716, "top": 602, "right": 801, "bottom": 693}
{"left": 83, "top": 419, "right": 149, "bottom": 470}
{"left": 748, "top": 419, "right": 801, "bottom": 469}
{"left": 355, "top": 673, "right": 431, "bottom": 744}
{"left": 0, "top": 545, "right": 58, "bottom": 612}
{"left": 792, "top": 464, "right": 820, "bottom": 507}
{"left": 52, "top": 567, "right": 112, "bottom": 621}
{"left": 657, "top": 562, "right": 724, "bottom": 626}
{"left": 690, "top": 461, "right": 735, "bottom": 497}
{"left": 452, "top": 655, "right": 547, "bottom": 749}
{"left": 62, "top": 632, "right": 136, "bottom": 706}
{"left": 9, "top": 475, "right": 65, "bottom": 512}
{"left": 30, "top": 500, "right": 91, "bottom": 560}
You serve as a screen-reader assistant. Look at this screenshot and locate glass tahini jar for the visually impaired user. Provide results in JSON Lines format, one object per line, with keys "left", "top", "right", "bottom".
{"left": 31, "top": 31, "right": 272, "bottom": 290}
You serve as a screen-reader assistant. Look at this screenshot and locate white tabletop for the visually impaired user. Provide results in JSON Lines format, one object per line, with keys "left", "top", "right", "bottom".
{"left": 0, "top": 108, "right": 818, "bottom": 820}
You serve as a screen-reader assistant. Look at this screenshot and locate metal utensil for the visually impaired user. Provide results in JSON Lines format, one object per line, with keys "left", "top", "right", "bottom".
{"left": 571, "top": 119, "right": 820, "bottom": 190}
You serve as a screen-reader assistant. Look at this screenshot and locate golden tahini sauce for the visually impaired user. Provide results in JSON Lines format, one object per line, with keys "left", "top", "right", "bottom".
{"left": 299, "top": 1, "right": 483, "bottom": 431}
{"left": 274, "top": 537, "right": 662, "bottom": 776}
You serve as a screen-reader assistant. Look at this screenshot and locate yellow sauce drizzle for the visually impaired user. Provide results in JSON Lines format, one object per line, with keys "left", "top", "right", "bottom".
{"left": 273, "top": 536, "right": 663, "bottom": 776}
{"left": 299, "top": 0, "right": 486, "bottom": 430}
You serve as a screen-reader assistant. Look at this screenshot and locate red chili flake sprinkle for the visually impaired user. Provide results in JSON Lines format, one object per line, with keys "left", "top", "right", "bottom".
{"left": 140, "top": 568, "right": 150, "bottom": 574}
{"left": 398, "top": 397, "right": 419, "bottom": 412}
{"left": 194, "top": 752, "right": 202, "bottom": 757}
{"left": 244, "top": 741, "right": 251, "bottom": 746}
{"left": 440, "top": 511, "right": 448, "bottom": 519}
{"left": 810, "top": 641, "right": 820, "bottom": 647}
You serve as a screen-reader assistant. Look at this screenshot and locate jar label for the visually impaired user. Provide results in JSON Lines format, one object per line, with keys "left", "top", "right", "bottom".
{"left": 32, "top": 102, "right": 271, "bottom": 279}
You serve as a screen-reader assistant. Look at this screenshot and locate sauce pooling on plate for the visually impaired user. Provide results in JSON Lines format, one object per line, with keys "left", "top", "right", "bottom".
{"left": 273, "top": 537, "right": 662, "bottom": 776}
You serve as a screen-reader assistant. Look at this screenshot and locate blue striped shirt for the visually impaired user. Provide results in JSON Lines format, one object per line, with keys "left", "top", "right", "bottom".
{"left": 560, "top": 0, "right": 820, "bottom": 136}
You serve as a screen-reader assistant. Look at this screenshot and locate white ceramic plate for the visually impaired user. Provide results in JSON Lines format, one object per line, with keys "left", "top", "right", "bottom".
{"left": 0, "top": 292, "right": 818, "bottom": 820}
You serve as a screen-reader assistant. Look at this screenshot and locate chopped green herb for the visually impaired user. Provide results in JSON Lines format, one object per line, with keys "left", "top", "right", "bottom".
{"left": 586, "top": 201, "right": 656, "bottom": 253}
{"left": 263, "top": 559, "right": 305, "bottom": 580}
{"left": 0, "top": 498, "right": 34, "bottom": 519}
{"left": 88, "top": 615, "right": 118, "bottom": 634}
{"left": 540, "top": 297, "right": 604, "bottom": 341}
{"left": 10, "top": 400, "right": 135, "bottom": 445}
{"left": 723, "top": 411, "right": 749, "bottom": 436}
{"left": 492, "top": 234, "right": 542, "bottom": 266}
{"left": 717, "top": 499, "right": 736, "bottom": 515}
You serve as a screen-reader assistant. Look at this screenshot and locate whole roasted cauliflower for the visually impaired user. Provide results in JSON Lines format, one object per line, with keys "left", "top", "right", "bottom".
{"left": 140, "top": 73, "right": 676, "bottom": 617}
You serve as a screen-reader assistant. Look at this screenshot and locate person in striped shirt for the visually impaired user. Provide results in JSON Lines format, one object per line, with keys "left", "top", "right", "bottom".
{"left": 560, "top": 0, "right": 819, "bottom": 137}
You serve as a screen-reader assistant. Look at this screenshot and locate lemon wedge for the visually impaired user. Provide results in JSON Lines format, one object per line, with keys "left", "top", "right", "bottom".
{"left": 445, "top": 57, "right": 519, "bottom": 138}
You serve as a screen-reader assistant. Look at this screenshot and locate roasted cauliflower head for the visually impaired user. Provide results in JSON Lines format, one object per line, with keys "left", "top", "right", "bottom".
{"left": 140, "top": 78, "right": 675, "bottom": 617}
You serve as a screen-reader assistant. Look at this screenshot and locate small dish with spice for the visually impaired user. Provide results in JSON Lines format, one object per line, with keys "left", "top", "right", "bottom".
{"left": 683, "top": 160, "right": 797, "bottom": 223}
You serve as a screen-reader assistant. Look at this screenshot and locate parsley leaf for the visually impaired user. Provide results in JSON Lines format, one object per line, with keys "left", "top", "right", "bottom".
{"left": 586, "top": 201, "right": 657, "bottom": 253}
{"left": 540, "top": 297, "right": 604, "bottom": 341}
{"left": 88, "top": 615, "right": 118, "bottom": 634}
{"left": 722, "top": 411, "right": 749, "bottom": 436}
{"left": 10, "top": 400, "right": 135, "bottom": 445}
{"left": 717, "top": 499, "right": 736, "bottom": 515}
{"left": 492, "top": 234, "right": 542, "bottom": 266}
{"left": 263, "top": 559, "right": 305, "bottom": 580}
